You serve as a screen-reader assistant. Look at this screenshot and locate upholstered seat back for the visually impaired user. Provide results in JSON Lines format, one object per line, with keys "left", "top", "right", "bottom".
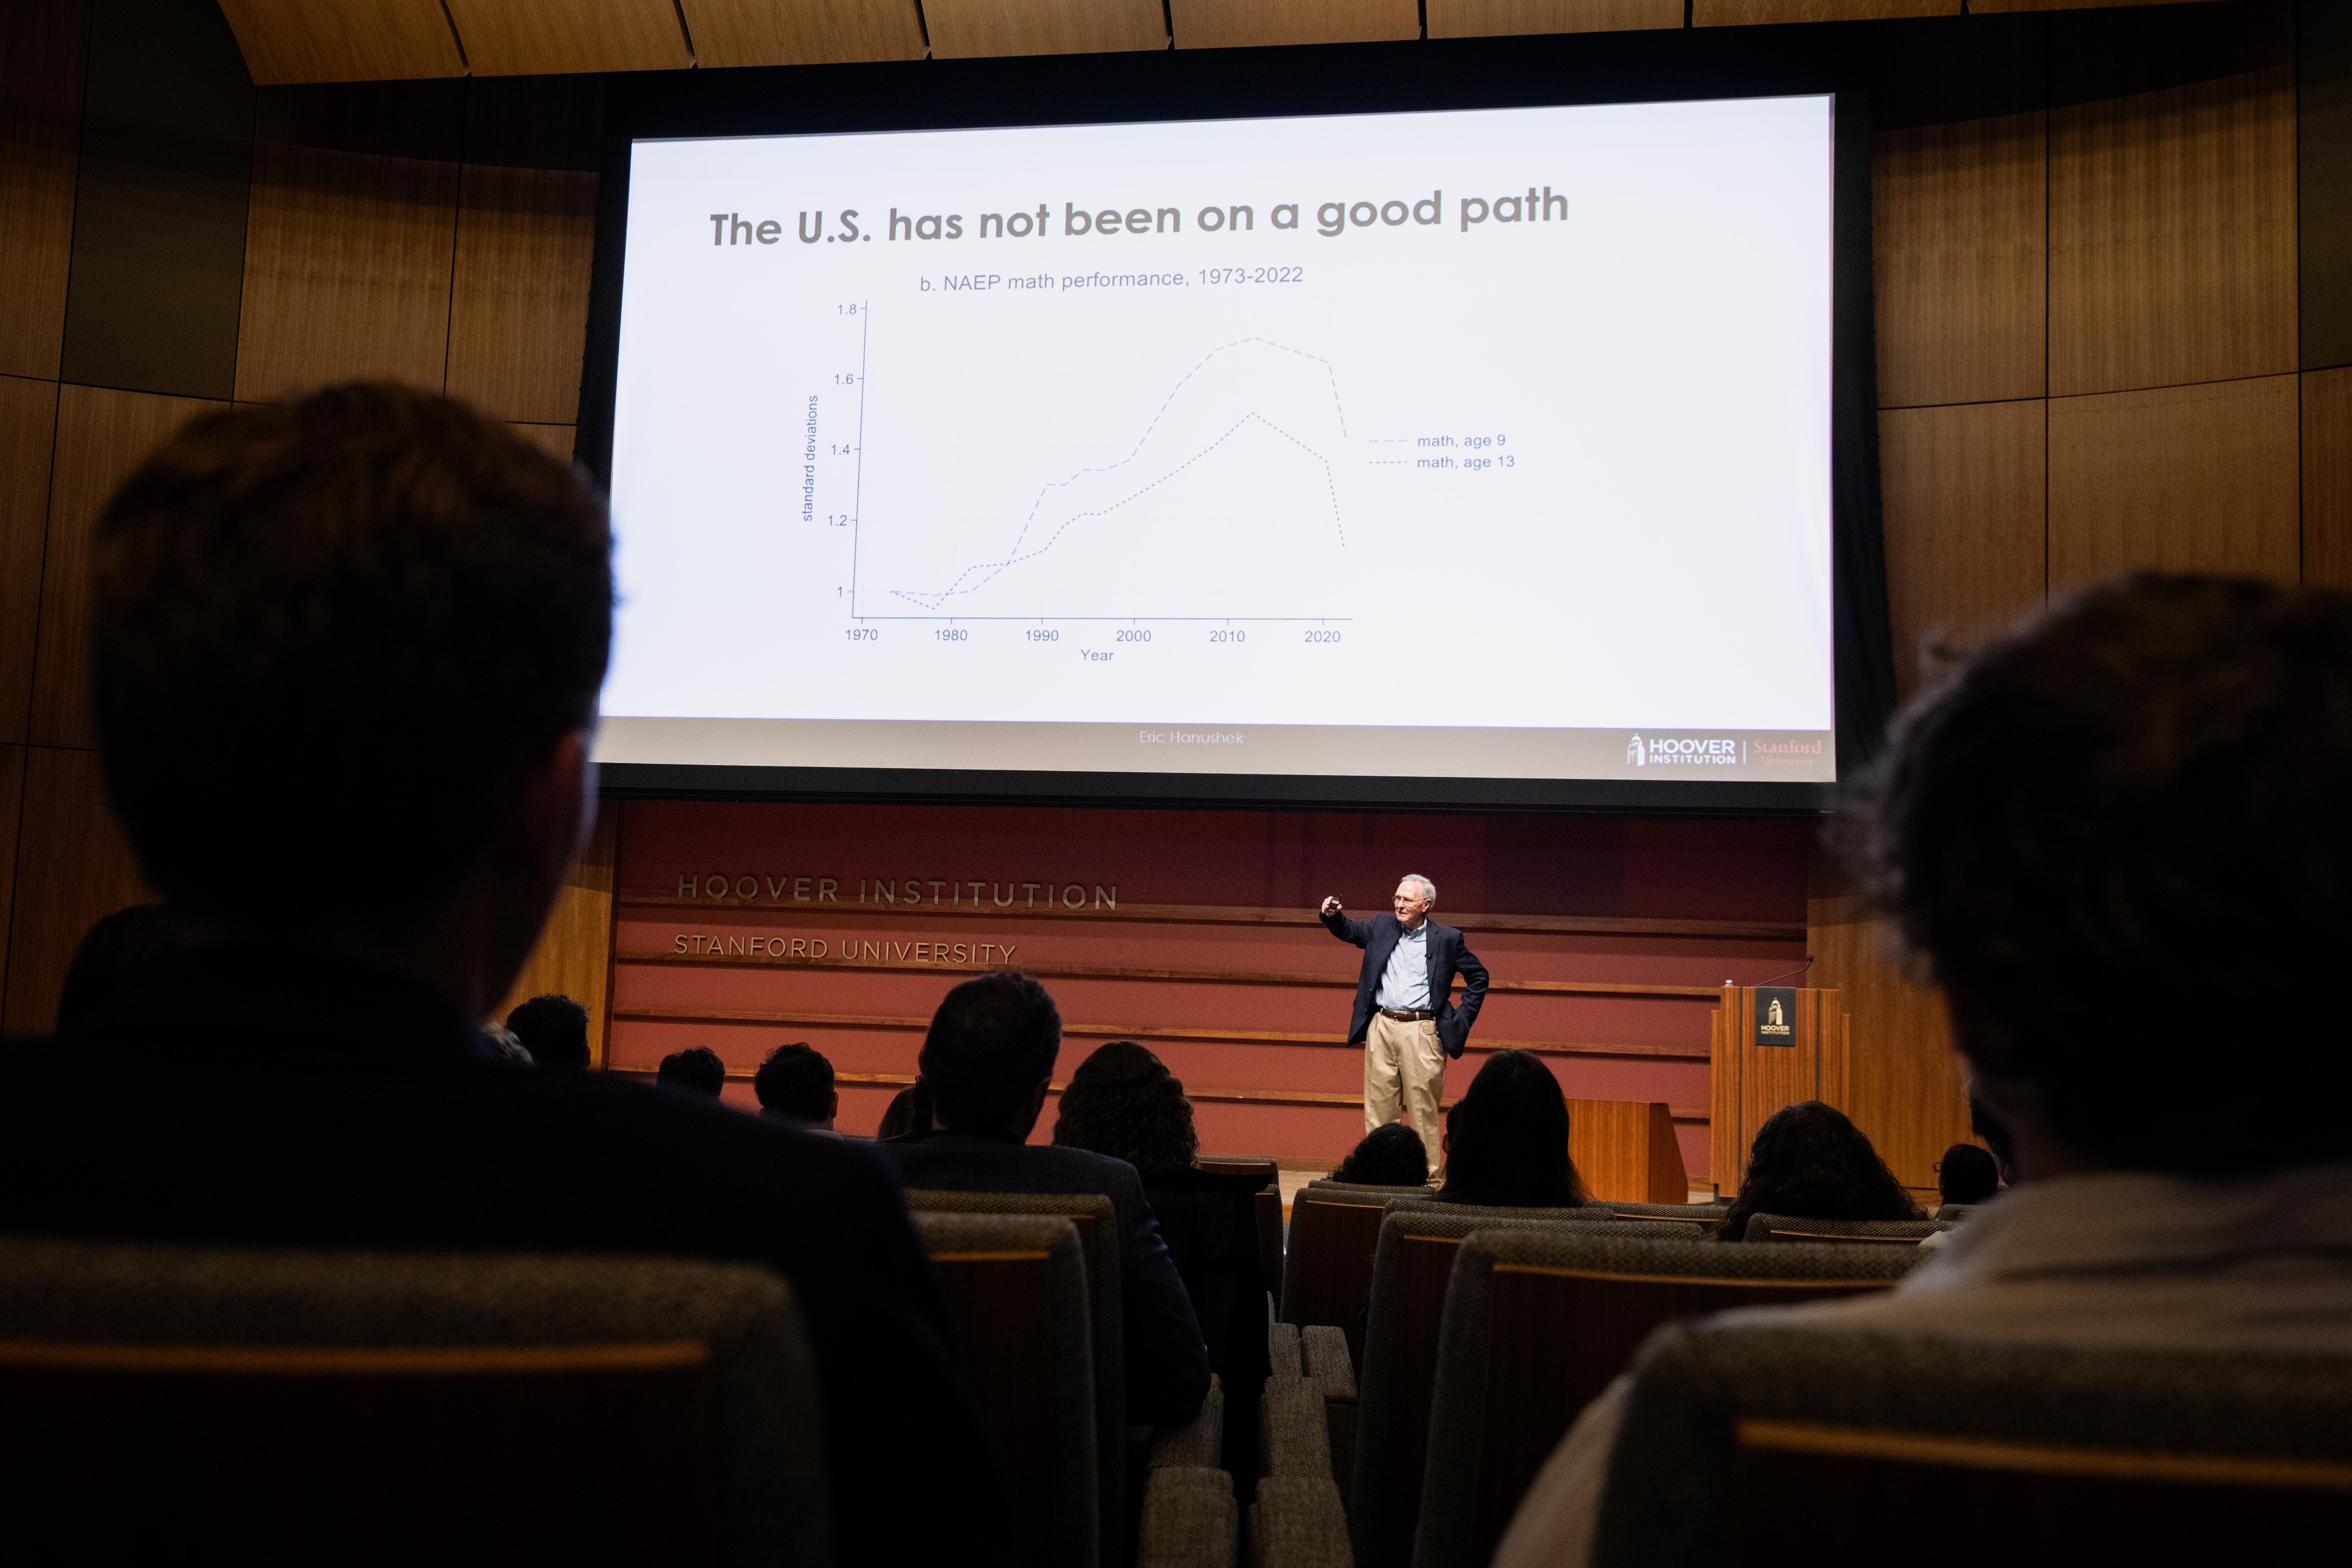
{"left": 1594, "top": 1323, "right": 2352, "bottom": 1568}
{"left": 0, "top": 1234, "right": 827, "bottom": 1568}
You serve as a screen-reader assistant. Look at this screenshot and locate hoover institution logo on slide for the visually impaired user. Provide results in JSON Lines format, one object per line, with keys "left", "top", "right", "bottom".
{"left": 1626, "top": 734, "right": 1745, "bottom": 768}
{"left": 1615, "top": 732, "right": 1834, "bottom": 780}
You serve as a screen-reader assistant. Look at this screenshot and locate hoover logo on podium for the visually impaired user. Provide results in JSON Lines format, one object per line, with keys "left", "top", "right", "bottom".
{"left": 1753, "top": 986, "right": 1797, "bottom": 1048}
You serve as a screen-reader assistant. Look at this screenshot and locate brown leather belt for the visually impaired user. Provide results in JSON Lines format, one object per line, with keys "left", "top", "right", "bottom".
{"left": 1379, "top": 1007, "right": 1434, "bottom": 1021}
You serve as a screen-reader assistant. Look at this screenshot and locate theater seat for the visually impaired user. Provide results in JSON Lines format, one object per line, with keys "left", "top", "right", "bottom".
{"left": 1602, "top": 1199, "right": 1730, "bottom": 1229}
{"left": 906, "top": 1187, "right": 1123, "bottom": 1560}
{"left": 1412, "top": 1228, "right": 1921, "bottom": 1568}
{"left": 915, "top": 1212, "right": 1100, "bottom": 1568}
{"left": 0, "top": 1234, "right": 826, "bottom": 1567}
{"left": 1741, "top": 1213, "right": 1948, "bottom": 1244}
{"left": 1348, "top": 1211, "right": 1695, "bottom": 1568}
{"left": 1591, "top": 1322, "right": 2352, "bottom": 1568}
{"left": 1140, "top": 1465, "right": 1238, "bottom": 1568}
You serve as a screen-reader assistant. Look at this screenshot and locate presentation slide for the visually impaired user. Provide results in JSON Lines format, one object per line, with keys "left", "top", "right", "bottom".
{"left": 599, "top": 95, "right": 1837, "bottom": 786}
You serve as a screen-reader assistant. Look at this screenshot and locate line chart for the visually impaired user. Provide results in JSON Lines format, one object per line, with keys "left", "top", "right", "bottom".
{"left": 857, "top": 333, "right": 1359, "bottom": 622}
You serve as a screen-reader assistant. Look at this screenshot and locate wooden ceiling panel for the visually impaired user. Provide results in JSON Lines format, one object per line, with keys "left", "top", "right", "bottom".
{"left": 1171, "top": 0, "right": 1419, "bottom": 48}
{"left": 683, "top": 0, "right": 927, "bottom": 67}
{"left": 923, "top": 0, "right": 1166, "bottom": 58}
{"left": 1429, "top": 0, "right": 1681, "bottom": 37}
{"left": 445, "top": 0, "right": 694, "bottom": 75}
{"left": 215, "top": 0, "right": 466, "bottom": 84}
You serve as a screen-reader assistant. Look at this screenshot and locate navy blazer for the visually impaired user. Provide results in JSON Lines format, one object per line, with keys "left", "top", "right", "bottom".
{"left": 0, "top": 946, "right": 1014, "bottom": 1568}
{"left": 885, "top": 1135, "right": 1212, "bottom": 1428}
{"left": 1321, "top": 908, "right": 1490, "bottom": 1058}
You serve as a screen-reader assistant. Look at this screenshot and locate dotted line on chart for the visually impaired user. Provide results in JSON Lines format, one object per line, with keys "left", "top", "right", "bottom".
{"left": 954, "top": 336, "right": 1351, "bottom": 586}
{"left": 890, "top": 411, "right": 1345, "bottom": 611}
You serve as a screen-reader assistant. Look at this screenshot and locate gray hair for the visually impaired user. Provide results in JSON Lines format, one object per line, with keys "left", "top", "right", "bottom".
{"left": 1399, "top": 873, "right": 1436, "bottom": 906}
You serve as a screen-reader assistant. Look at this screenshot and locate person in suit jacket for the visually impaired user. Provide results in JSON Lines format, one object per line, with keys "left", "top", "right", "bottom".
{"left": 0, "top": 385, "right": 1012, "bottom": 1568}
{"left": 887, "top": 975, "right": 1212, "bottom": 1429}
{"left": 1320, "top": 874, "right": 1489, "bottom": 1178}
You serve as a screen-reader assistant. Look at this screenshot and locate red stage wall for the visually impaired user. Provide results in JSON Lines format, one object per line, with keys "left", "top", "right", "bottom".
{"left": 606, "top": 800, "right": 1813, "bottom": 1181}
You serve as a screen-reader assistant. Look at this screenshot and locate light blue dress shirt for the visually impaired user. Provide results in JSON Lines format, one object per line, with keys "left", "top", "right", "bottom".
{"left": 1377, "top": 920, "right": 1431, "bottom": 1010}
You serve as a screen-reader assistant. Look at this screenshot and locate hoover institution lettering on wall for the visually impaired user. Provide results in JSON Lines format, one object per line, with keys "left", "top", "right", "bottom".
{"left": 673, "top": 873, "right": 1118, "bottom": 911}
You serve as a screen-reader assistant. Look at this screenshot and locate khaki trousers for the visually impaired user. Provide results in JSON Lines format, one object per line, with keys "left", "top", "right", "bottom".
{"left": 1364, "top": 1012, "right": 1447, "bottom": 1179}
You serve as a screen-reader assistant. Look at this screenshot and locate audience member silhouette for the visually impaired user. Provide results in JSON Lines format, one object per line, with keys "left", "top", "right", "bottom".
{"left": 56, "top": 902, "right": 187, "bottom": 1032}
{"left": 0, "top": 383, "right": 1011, "bottom": 1567}
{"left": 480, "top": 1022, "right": 533, "bottom": 1065}
{"left": 877, "top": 1077, "right": 934, "bottom": 1141}
{"left": 1053, "top": 1040, "right": 1270, "bottom": 1475}
{"left": 1716, "top": 1101, "right": 1921, "bottom": 1240}
{"left": 1432, "top": 1048, "right": 1591, "bottom": 1208}
{"left": 505, "top": 993, "right": 590, "bottom": 1070}
{"left": 1969, "top": 1089, "right": 2019, "bottom": 1186}
{"left": 1502, "top": 574, "right": 2352, "bottom": 1568}
{"left": 656, "top": 1046, "right": 726, "bottom": 1098}
{"left": 755, "top": 1041, "right": 839, "bottom": 1132}
{"left": 1331, "top": 1122, "right": 1433, "bottom": 1187}
{"left": 1936, "top": 1143, "right": 2001, "bottom": 1208}
{"left": 890, "top": 974, "right": 1211, "bottom": 1428}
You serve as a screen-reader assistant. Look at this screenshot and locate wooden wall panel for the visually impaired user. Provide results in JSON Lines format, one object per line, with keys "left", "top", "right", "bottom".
{"left": 1428, "top": 0, "right": 1682, "bottom": 36}
{"left": 0, "top": 744, "right": 23, "bottom": 1011}
{"left": 1877, "top": 400, "right": 2046, "bottom": 700}
{"left": 0, "top": 0, "right": 90, "bottom": 382}
{"left": 2047, "top": 374, "right": 2300, "bottom": 591}
{"left": 514, "top": 422, "right": 579, "bottom": 460}
{"left": 611, "top": 800, "right": 1811, "bottom": 1170}
{"left": 215, "top": 0, "right": 467, "bottom": 85}
{"left": 1695, "top": 0, "right": 1953, "bottom": 23}
{"left": 0, "top": 377, "right": 60, "bottom": 746}
{"left": 446, "top": 78, "right": 602, "bottom": 425}
{"left": 0, "top": 745, "right": 152, "bottom": 1036}
{"left": 32, "top": 386, "right": 229, "bottom": 753}
{"left": 235, "top": 83, "right": 465, "bottom": 404}
{"left": 61, "top": 0, "right": 255, "bottom": 403}
{"left": 2304, "top": 0, "right": 2352, "bottom": 370}
{"left": 495, "top": 805, "right": 620, "bottom": 1060}
{"left": 682, "top": 0, "right": 927, "bottom": 66}
{"left": 1874, "top": 112, "right": 2046, "bottom": 408}
{"left": 2305, "top": 366, "right": 2352, "bottom": 593}
{"left": 923, "top": 0, "right": 1166, "bottom": 57}
{"left": 2048, "top": 5, "right": 2297, "bottom": 397}
{"left": 1170, "top": 0, "right": 1420, "bottom": 48}
{"left": 1807, "top": 845, "right": 1968, "bottom": 1196}
{"left": 444, "top": 0, "right": 693, "bottom": 75}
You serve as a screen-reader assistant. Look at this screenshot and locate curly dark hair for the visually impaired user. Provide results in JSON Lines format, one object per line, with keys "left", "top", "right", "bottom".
{"left": 1051, "top": 1040, "right": 1198, "bottom": 1174}
{"left": 1434, "top": 1049, "right": 1588, "bottom": 1209}
{"left": 1333, "top": 1122, "right": 1431, "bottom": 1186}
{"left": 1845, "top": 574, "right": 2352, "bottom": 1175}
{"left": 1718, "top": 1101, "right": 1920, "bottom": 1241}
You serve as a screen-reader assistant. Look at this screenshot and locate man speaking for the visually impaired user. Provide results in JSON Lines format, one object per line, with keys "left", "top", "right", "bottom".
{"left": 1320, "top": 876, "right": 1489, "bottom": 1178}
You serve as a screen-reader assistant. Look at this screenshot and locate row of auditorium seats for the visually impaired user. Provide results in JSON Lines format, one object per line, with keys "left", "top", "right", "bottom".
{"left": 1267, "top": 1187, "right": 1927, "bottom": 1568}
{"left": 10, "top": 1172, "right": 2342, "bottom": 1568}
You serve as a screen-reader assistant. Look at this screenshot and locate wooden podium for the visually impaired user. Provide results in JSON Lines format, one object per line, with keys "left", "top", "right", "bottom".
{"left": 1709, "top": 986, "right": 1850, "bottom": 1196}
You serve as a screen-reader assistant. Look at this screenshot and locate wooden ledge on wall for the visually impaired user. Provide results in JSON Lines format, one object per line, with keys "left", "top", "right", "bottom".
{"left": 617, "top": 893, "right": 1805, "bottom": 944}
